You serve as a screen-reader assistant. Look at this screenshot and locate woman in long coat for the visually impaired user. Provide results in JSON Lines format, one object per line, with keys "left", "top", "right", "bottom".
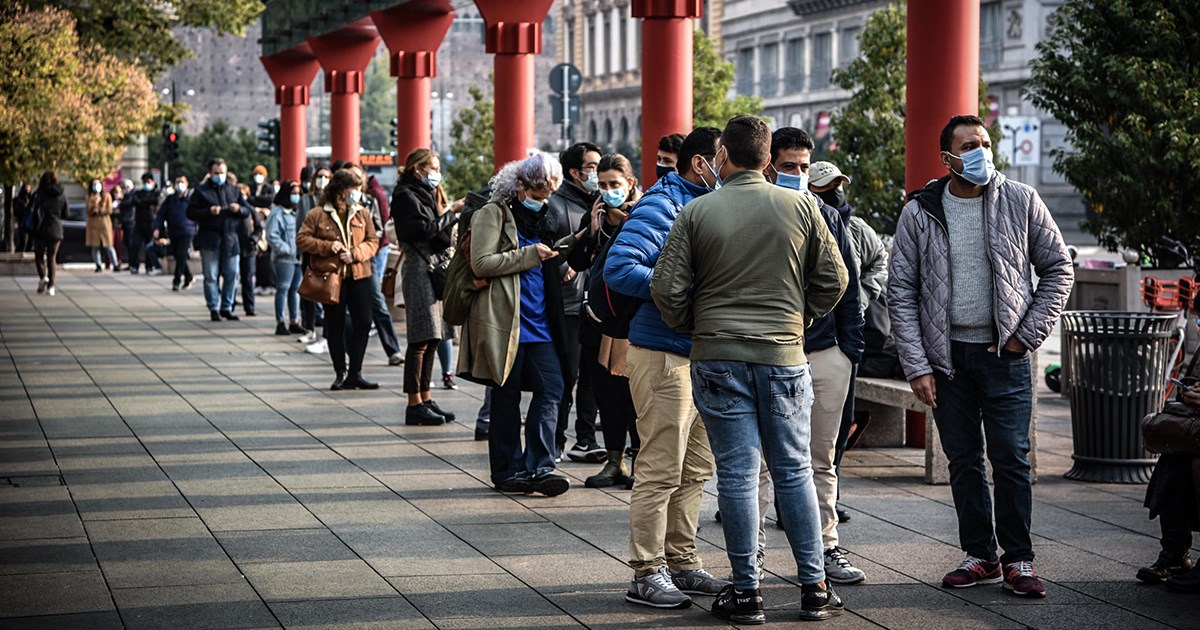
{"left": 86, "top": 179, "right": 117, "bottom": 272}
{"left": 458, "top": 152, "right": 581, "bottom": 497}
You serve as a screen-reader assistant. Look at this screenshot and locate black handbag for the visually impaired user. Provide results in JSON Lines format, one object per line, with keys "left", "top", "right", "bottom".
{"left": 414, "top": 248, "right": 448, "bottom": 301}
{"left": 1143, "top": 402, "right": 1200, "bottom": 455}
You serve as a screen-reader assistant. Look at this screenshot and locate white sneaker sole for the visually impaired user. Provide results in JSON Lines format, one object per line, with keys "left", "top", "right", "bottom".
{"left": 624, "top": 593, "right": 692, "bottom": 609}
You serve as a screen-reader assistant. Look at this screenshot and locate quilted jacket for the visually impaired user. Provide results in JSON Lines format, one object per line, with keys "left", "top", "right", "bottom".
{"left": 887, "top": 173, "right": 1073, "bottom": 380}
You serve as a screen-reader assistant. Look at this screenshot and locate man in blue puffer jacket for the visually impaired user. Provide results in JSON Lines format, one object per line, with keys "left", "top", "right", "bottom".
{"left": 604, "top": 127, "right": 732, "bottom": 609}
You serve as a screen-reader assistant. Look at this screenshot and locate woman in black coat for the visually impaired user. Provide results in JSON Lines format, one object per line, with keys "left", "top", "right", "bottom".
{"left": 391, "top": 148, "right": 462, "bottom": 426}
{"left": 31, "top": 171, "right": 68, "bottom": 296}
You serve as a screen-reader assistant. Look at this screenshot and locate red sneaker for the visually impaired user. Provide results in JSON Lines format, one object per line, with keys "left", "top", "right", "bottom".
{"left": 942, "top": 555, "right": 1002, "bottom": 588}
{"left": 1003, "top": 561, "right": 1047, "bottom": 597}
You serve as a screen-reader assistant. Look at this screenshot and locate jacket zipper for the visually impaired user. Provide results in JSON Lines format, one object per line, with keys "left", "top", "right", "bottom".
{"left": 920, "top": 203, "right": 956, "bottom": 381}
{"left": 980, "top": 185, "right": 1003, "bottom": 355}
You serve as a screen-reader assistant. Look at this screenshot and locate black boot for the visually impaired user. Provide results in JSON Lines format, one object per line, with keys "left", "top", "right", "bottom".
{"left": 406, "top": 403, "right": 445, "bottom": 426}
{"left": 220, "top": 310, "right": 239, "bottom": 321}
{"left": 585, "top": 451, "right": 630, "bottom": 488}
{"left": 330, "top": 373, "right": 346, "bottom": 391}
{"left": 275, "top": 322, "right": 289, "bottom": 335}
{"left": 1139, "top": 550, "right": 1193, "bottom": 584}
{"left": 710, "top": 584, "right": 765, "bottom": 625}
{"left": 343, "top": 373, "right": 379, "bottom": 390}
{"left": 210, "top": 310, "right": 221, "bottom": 322}
{"left": 288, "top": 321, "right": 306, "bottom": 334}
{"left": 424, "top": 400, "right": 456, "bottom": 422}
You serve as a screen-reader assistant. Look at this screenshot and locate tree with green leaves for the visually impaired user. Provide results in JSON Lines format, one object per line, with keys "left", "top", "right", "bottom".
{"left": 149, "top": 120, "right": 268, "bottom": 185}
{"left": 443, "top": 83, "right": 495, "bottom": 201}
{"left": 693, "top": 29, "right": 765, "bottom": 129}
{"left": 1025, "top": 0, "right": 1199, "bottom": 267}
{"left": 827, "top": 0, "right": 1004, "bottom": 235}
{"left": 360, "top": 55, "right": 397, "bottom": 152}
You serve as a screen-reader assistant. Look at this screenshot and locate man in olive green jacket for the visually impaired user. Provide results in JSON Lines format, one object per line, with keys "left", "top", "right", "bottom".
{"left": 651, "top": 115, "right": 848, "bottom": 624}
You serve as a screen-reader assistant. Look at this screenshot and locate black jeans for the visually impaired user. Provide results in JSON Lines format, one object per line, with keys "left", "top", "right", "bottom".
{"left": 325, "top": 277, "right": 373, "bottom": 377}
{"left": 404, "top": 339, "right": 440, "bottom": 394}
{"left": 170, "top": 237, "right": 193, "bottom": 287}
{"left": 556, "top": 316, "right": 598, "bottom": 449}
{"left": 489, "top": 342, "right": 563, "bottom": 485}
{"left": 120, "top": 223, "right": 135, "bottom": 266}
{"left": 239, "top": 251, "right": 256, "bottom": 313}
{"left": 587, "top": 343, "right": 639, "bottom": 453}
{"left": 130, "top": 225, "right": 157, "bottom": 271}
{"left": 933, "top": 341, "right": 1034, "bottom": 564}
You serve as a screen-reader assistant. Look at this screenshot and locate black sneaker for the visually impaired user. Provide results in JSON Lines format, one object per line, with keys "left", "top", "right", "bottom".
{"left": 425, "top": 400, "right": 456, "bottom": 422}
{"left": 566, "top": 441, "right": 606, "bottom": 463}
{"left": 529, "top": 472, "right": 570, "bottom": 497}
{"left": 1137, "top": 551, "right": 1192, "bottom": 584}
{"left": 442, "top": 372, "right": 458, "bottom": 389}
{"left": 210, "top": 310, "right": 221, "bottom": 322}
{"left": 799, "top": 584, "right": 843, "bottom": 621}
{"left": 288, "top": 322, "right": 306, "bottom": 334}
{"left": 710, "top": 584, "right": 765, "bottom": 625}
{"left": 343, "top": 373, "right": 379, "bottom": 390}
{"left": 405, "top": 404, "right": 445, "bottom": 426}
{"left": 275, "top": 322, "right": 289, "bottom": 335}
{"left": 495, "top": 476, "right": 534, "bottom": 494}
{"left": 219, "top": 310, "right": 239, "bottom": 321}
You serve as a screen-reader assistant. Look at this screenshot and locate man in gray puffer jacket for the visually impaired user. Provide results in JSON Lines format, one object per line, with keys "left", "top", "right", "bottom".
{"left": 888, "top": 115, "right": 1073, "bottom": 600}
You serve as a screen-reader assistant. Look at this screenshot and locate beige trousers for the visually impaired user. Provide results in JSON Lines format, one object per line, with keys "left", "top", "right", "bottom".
{"left": 627, "top": 345, "right": 715, "bottom": 573}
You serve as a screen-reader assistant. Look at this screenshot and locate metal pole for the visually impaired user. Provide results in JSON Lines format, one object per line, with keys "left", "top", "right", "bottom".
{"left": 164, "top": 81, "right": 176, "bottom": 185}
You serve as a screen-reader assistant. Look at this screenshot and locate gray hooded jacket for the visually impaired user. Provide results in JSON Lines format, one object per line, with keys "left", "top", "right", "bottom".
{"left": 887, "top": 173, "right": 1073, "bottom": 380}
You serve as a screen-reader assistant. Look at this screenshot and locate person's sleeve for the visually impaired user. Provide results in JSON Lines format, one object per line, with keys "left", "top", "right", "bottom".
{"left": 154, "top": 202, "right": 168, "bottom": 234}
{"left": 856, "top": 218, "right": 889, "bottom": 303}
{"left": 801, "top": 199, "right": 848, "bottom": 322}
{"left": 351, "top": 212, "right": 378, "bottom": 263}
{"left": 604, "top": 197, "right": 667, "bottom": 301}
{"left": 567, "top": 208, "right": 598, "bottom": 272}
{"left": 227, "top": 190, "right": 249, "bottom": 217}
{"left": 649, "top": 211, "right": 695, "bottom": 331}
{"left": 265, "top": 211, "right": 286, "bottom": 254}
{"left": 1013, "top": 189, "right": 1074, "bottom": 351}
{"left": 887, "top": 206, "right": 931, "bottom": 380}
{"left": 295, "top": 212, "right": 334, "bottom": 257}
{"left": 186, "top": 191, "right": 206, "bottom": 222}
{"left": 470, "top": 204, "right": 541, "bottom": 278}
{"left": 828, "top": 216, "right": 865, "bottom": 363}
{"left": 392, "top": 189, "right": 457, "bottom": 243}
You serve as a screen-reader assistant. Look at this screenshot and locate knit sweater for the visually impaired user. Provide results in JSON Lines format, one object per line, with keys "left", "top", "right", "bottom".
{"left": 942, "top": 187, "right": 995, "bottom": 343}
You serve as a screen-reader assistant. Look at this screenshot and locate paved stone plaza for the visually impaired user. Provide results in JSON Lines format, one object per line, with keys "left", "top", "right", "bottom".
{"left": 0, "top": 271, "right": 1196, "bottom": 629}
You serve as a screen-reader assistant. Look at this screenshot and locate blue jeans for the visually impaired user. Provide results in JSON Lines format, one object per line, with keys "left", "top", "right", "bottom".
{"left": 692, "top": 360, "right": 823, "bottom": 590}
{"left": 200, "top": 248, "right": 239, "bottom": 312}
{"left": 273, "top": 260, "right": 301, "bottom": 322}
{"left": 932, "top": 341, "right": 1034, "bottom": 564}
{"left": 489, "top": 343, "right": 563, "bottom": 485}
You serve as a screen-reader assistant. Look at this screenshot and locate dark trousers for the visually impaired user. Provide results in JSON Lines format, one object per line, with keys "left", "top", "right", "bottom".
{"left": 239, "top": 252, "right": 256, "bottom": 313}
{"left": 256, "top": 251, "right": 275, "bottom": 288}
{"left": 489, "top": 342, "right": 564, "bottom": 485}
{"left": 933, "top": 341, "right": 1034, "bottom": 564}
{"left": 325, "top": 277, "right": 373, "bottom": 376}
{"left": 130, "top": 224, "right": 158, "bottom": 271}
{"left": 589, "top": 348, "right": 639, "bottom": 453}
{"left": 120, "top": 223, "right": 136, "bottom": 268}
{"left": 404, "top": 339, "right": 440, "bottom": 394}
{"left": 170, "top": 237, "right": 193, "bottom": 287}
{"left": 33, "top": 239, "right": 61, "bottom": 286}
{"left": 556, "top": 316, "right": 598, "bottom": 449}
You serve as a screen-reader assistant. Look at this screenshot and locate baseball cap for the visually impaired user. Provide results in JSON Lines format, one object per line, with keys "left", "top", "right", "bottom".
{"left": 808, "top": 161, "right": 851, "bottom": 188}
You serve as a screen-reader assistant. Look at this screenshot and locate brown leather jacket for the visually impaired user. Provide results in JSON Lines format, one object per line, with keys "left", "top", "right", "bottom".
{"left": 296, "top": 203, "right": 378, "bottom": 280}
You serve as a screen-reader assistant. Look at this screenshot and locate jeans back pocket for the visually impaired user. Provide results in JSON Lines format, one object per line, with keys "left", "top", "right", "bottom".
{"left": 768, "top": 369, "right": 809, "bottom": 419}
{"left": 693, "top": 366, "right": 741, "bottom": 414}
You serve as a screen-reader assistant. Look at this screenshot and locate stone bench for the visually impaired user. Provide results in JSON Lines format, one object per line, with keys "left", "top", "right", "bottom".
{"left": 853, "top": 353, "right": 1040, "bottom": 485}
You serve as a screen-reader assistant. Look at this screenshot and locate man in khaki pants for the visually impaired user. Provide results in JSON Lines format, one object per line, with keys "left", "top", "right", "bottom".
{"left": 603, "top": 127, "right": 730, "bottom": 609}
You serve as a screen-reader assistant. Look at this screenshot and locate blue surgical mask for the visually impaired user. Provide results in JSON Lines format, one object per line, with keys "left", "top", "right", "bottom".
{"left": 775, "top": 171, "right": 808, "bottom": 191}
{"left": 212, "top": 173, "right": 226, "bottom": 185}
{"left": 289, "top": 194, "right": 301, "bottom": 205}
{"left": 143, "top": 182, "right": 154, "bottom": 191}
{"left": 582, "top": 170, "right": 599, "bottom": 192}
{"left": 348, "top": 190, "right": 363, "bottom": 205}
{"left": 703, "top": 155, "right": 723, "bottom": 191}
{"left": 600, "top": 188, "right": 627, "bottom": 208}
{"left": 944, "top": 146, "right": 996, "bottom": 187}
{"left": 521, "top": 196, "right": 545, "bottom": 212}
{"left": 426, "top": 171, "right": 442, "bottom": 188}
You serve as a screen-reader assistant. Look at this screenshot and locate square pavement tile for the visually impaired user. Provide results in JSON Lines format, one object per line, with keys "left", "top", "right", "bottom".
{"left": 334, "top": 524, "right": 504, "bottom": 578}
{"left": 112, "top": 582, "right": 278, "bottom": 630}
{"left": 0, "top": 570, "right": 114, "bottom": 618}
{"left": 215, "top": 528, "right": 358, "bottom": 564}
{"left": 0, "top": 486, "right": 86, "bottom": 540}
{"left": 0, "top": 537, "right": 97, "bottom": 575}
{"left": 268, "top": 596, "right": 435, "bottom": 629}
{"left": 84, "top": 517, "right": 244, "bottom": 589}
{"left": 444, "top": 522, "right": 595, "bottom": 557}
{"left": 387, "top": 574, "right": 579, "bottom": 627}
{"left": 240, "top": 560, "right": 398, "bottom": 601}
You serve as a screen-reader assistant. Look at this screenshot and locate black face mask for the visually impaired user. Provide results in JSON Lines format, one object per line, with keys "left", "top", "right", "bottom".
{"left": 655, "top": 163, "right": 674, "bottom": 181}
{"left": 817, "top": 188, "right": 845, "bottom": 208}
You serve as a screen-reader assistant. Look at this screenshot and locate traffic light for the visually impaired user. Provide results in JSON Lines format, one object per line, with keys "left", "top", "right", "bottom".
{"left": 257, "top": 117, "right": 280, "bottom": 157}
{"left": 389, "top": 117, "right": 398, "bottom": 148}
{"left": 165, "top": 130, "right": 179, "bottom": 162}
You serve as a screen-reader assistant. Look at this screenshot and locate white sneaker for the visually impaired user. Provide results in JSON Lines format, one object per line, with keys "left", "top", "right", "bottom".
{"left": 823, "top": 547, "right": 866, "bottom": 584}
{"left": 147, "top": 268, "right": 163, "bottom": 276}
{"left": 37, "top": 278, "right": 47, "bottom": 294}
{"left": 305, "top": 339, "right": 328, "bottom": 355}
{"left": 297, "top": 330, "right": 317, "bottom": 343}
{"left": 46, "top": 286, "right": 56, "bottom": 297}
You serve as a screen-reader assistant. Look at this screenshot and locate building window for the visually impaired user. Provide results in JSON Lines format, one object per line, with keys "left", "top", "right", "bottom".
{"left": 736, "top": 48, "right": 755, "bottom": 96}
{"left": 784, "top": 38, "right": 805, "bottom": 93}
{"left": 811, "top": 32, "right": 832, "bottom": 89}
{"left": 620, "top": 117, "right": 629, "bottom": 142}
{"left": 605, "top": 119, "right": 613, "bottom": 145}
{"left": 761, "top": 42, "right": 779, "bottom": 97}
{"left": 619, "top": 14, "right": 627, "bottom": 72}
{"left": 567, "top": 21, "right": 575, "bottom": 64}
{"left": 602, "top": 14, "right": 611, "bottom": 74}
{"left": 981, "top": 1, "right": 1003, "bottom": 68}
{"left": 838, "top": 27, "right": 860, "bottom": 67}
{"left": 587, "top": 15, "right": 596, "bottom": 76}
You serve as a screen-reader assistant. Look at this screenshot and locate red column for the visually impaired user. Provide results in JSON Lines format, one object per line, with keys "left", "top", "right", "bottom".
{"left": 633, "top": 0, "right": 701, "bottom": 185}
{"left": 474, "top": 0, "right": 555, "bottom": 171}
{"left": 905, "top": 1, "right": 979, "bottom": 193}
{"left": 261, "top": 46, "right": 319, "bottom": 182}
{"left": 370, "top": 3, "right": 455, "bottom": 161}
{"left": 308, "top": 21, "right": 380, "bottom": 164}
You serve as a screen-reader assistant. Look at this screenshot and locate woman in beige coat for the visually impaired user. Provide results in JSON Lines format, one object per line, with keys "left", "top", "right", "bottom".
{"left": 459, "top": 152, "right": 580, "bottom": 497}
{"left": 85, "top": 179, "right": 118, "bottom": 272}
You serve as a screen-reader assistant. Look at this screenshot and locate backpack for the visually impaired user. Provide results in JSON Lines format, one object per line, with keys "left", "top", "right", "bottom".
{"left": 442, "top": 189, "right": 495, "bottom": 326}
{"left": 582, "top": 214, "right": 642, "bottom": 339}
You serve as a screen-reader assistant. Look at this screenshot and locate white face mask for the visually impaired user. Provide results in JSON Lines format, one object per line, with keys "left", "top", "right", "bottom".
{"left": 175, "top": 183, "right": 187, "bottom": 194}
{"left": 91, "top": 183, "right": 102, "bottom": 193}
{"left": 314, "top": 176, "right": 329, "bottom": 191}
{"left": 253, "top": 174, "right": 265, "bottom": 185}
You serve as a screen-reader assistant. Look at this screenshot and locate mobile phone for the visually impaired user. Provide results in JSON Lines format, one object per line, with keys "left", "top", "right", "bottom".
{"left": 1169, "top": 377, "right": 1195, "bottom": 390}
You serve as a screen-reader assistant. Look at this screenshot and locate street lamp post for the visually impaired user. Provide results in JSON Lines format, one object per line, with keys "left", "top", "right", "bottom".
{"left": 431, "top": 90, "right": 454, "bottom": 155}
{"left": 160, "top": 82, "right": 195, "bottom": 184}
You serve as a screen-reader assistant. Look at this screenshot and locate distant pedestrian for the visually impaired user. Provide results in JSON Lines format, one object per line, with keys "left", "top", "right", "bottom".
{"left": 85, "top": 179, "right": 118, "bottom": 273}
{"left": 344, "top": 165, "right": 402, "bottom": 367}
{"left": 31, "top": 171, "right": 68, "bottom": 296}
{"left": 296, "top": 168, "right": 380, "bottom": 391}
{"left": 298, "top": 166, "right": 331, "bottom": 345}
{"left": 249, "top": 164, "right": 276, "bottom": 296}
{"left": 14, "top": 183, "right": 34, "bottom": 252}
{"left": 266, "top": 180, "right": 304, "bottom": 336}
{"left": 153, "top": 177, "right": 196, "bottom": 291}
{"left": 888, "top": 114, "right": 1073, "bottom": 598}
{"left": 188, "top": 158, "right": 249, "bottom": 322}
{"left": 128, "top": 173, "right": 162, "bottom": 275}
{"left": 652, "top": 115, "right": 849, "bottom": 623}
{"left": 1139, "top": 383, "right": 1200, "bottom": 593}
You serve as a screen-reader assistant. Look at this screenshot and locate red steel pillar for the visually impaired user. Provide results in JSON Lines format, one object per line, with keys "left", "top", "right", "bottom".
{"left": 370, "top": 2, "right": 455, "bottom": 161}
{"left": 905, "top": 1, "right": 979, "bottom": 193}
{"left": 633, "top": 0, "right": 701, "bottom": 185}
{"left": 474, "top": 0, "right": 555, "bottom": 171}
{"left": 308, "top": 21, "right": 380, "bottom": 164}
{"left": 261, "top": 46, "right": 320, "bottom": 182}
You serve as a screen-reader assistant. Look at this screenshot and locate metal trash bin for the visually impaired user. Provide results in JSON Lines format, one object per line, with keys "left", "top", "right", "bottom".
{"left": 1062, "top": 311, "right": 1178, "bottom": 483}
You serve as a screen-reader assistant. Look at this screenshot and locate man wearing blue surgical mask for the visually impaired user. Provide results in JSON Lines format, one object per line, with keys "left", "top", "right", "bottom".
{"left": 187, "top": 157, "right": 250, "bottom": 322}
{"left": 888, "top": 115, "right": 1074, "bottom": 599}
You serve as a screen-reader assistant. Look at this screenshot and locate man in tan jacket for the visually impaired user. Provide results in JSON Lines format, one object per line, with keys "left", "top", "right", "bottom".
{"left": 652, "top": 115, "right": 848, "bottom": 624}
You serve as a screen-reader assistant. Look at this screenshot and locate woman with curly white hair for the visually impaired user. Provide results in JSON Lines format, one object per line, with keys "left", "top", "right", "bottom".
{"left": 459, "top": 151, "right": 584, "bottom": 496}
